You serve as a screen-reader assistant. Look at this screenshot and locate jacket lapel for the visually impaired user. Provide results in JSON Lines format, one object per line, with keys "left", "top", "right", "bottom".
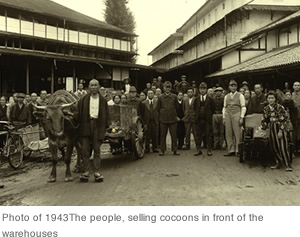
{"left": 153, "top": 99, "right": 158, "bottom": 110}
{"left": 145, "top": 100, "right": 150, "bottom": 111}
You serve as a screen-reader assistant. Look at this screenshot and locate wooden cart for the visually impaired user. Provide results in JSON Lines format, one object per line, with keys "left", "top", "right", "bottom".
{"left": 106, "top": 104, "right": 146, "bottom": 159}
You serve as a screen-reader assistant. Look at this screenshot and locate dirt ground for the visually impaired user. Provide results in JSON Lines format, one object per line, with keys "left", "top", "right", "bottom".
{"left": 0, "top": 140, "right": 300, "bottom": 206}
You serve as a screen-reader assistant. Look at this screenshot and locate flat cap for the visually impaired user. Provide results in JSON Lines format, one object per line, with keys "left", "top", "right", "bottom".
{"left": 229, "top": 80, "right": 237, "bottom": 86}
{"left": 214, "top": 87, "right": 223, "bottom": 92}
{"left": 191, "top": 81, "right": 196, "bottom": 85}
{"left": 241, "top": 81, "right": 249, "bottom": 86}
{"left": 129, "top": 86, "right": 137, "bottom": 92}
{"left": 164, "top": 81, "right": 172, "bottom": 87}
{"left": 123, "top": 77, "right": 130, "bottom": 82}
{"left": 16, "top": 93, "right": 25, "bottom": 98}
{"left": 199, "top": 82, "right": 208, "bottom": 89}
{"left": 181, "top": 75, "right": 187, "bottom": 78}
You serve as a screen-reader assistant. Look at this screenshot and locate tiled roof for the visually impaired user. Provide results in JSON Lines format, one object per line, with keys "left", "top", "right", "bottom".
{"left": 242, "top": 4, "right": 300, "bottom": 12}
{"left": 0, "top": 0, "right": 133, "bottom": 36}
{"left": 244, "top": 10, "right": 300, "bottom": 39}
{"left": 207, "top": 43, "right": 300, "bottom": 78}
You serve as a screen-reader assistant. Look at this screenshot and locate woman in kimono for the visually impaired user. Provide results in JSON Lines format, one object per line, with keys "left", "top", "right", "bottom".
{"left": 261, "top": 91, "right": 292, "bottom": 171}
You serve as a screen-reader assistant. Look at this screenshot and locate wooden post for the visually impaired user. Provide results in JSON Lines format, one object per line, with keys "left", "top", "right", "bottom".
{"left": 51, "top": 64, "right": 54, "bottom": 93}
{"left": 73, "top": 64, "right": 76, "bottom": 92}
{"left": 26, "top": 60, "right": 30, "bottom": 94}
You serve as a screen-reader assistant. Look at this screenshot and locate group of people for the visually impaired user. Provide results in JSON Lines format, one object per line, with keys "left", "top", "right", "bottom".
{"left": 115, "top": 76, "right": 300, "bottom": 172}
{"left": 1, "top": 76, "right": 299, "bottom": 188}
{"left": 0, "top": 90, "right": 50, "bottom": 130}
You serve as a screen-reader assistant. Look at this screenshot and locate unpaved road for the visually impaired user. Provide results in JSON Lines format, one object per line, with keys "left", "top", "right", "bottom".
{"left": 0, "top": 143, "right": 300, "bottom": 206}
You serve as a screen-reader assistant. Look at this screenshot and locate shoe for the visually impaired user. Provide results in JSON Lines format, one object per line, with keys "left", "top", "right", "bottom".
{"left": 286, "top": 167, "right": 293, "bottom": 172}
{"left": 194, "top": 150, "right": 202, "bottom": 156}
{"left": 173, "top": 151, "right": 180, "bottom": 156}
{"left": 79, "top": 173, "right": 89, "bottom": 182}
{"left": 94, "top": 173, "right": 104, "bottom": 182}
{"left": 207, "top": 151, "right": 212, "bottom": 156}
{"left": 271, "top": 164, "right": 281, "bottom": 169}
{"left": 159, "top": 151, "right": 164, "bottom": 156}
{"left": 224, "top": 152, "right": 235, "bottom": 156}
{"left": 0, "top": 184, "right": 4, "bottom": 188}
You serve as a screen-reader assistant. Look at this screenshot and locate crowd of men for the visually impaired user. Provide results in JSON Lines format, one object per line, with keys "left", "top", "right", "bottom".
{"left": 118, "top": 76, "right": 300, "bottom": 159}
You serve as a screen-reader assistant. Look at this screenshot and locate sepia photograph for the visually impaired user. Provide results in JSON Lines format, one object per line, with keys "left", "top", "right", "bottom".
{"left": 0, "top": 0, "right": 300, "bottom": 206}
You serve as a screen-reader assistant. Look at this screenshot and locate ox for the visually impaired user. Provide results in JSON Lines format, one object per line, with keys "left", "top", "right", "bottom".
{"left": 34, "top": 102, "right": 81, "bottom": 182}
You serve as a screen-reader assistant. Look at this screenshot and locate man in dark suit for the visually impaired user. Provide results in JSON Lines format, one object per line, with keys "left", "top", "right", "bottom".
{"left": 182, "top": 87, "right": 197, "bottom": 150}
{"left": 143, "top": 90, "right": 159, "bottom": 153}
{"left": 127, "top": 86, "right": 144, "bottom": 116}
{"left": 75, "top": 79, "right": 110, "bottom": 183}
{"left": 157, "top": 81, "right": 179, "bottom": 156}
{"left": 9, "top": 93, "right": 31, "bottom": 130}
{"left": 175, "top": 92, "right": 185, "bottom": 150}
{"left": 194, "top": 82, "right": 215, "bottom": 156}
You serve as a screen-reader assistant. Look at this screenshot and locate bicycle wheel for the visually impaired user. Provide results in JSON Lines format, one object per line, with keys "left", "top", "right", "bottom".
{"left": 7, "top": 135, "right": 24, "bottom": 169}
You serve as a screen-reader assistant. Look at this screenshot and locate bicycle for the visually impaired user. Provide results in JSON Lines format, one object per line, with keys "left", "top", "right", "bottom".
{"left": 0, "top": 121, "right": 24, "bottom": 169}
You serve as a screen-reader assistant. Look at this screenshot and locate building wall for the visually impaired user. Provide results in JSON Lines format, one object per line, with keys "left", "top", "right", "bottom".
{"left": 151, "top": 37, "right": 183, "bottom": 64}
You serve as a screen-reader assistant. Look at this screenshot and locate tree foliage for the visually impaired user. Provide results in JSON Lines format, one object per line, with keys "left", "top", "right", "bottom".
{"left": 104, "top": 0, "right": 136, "bottom": 34}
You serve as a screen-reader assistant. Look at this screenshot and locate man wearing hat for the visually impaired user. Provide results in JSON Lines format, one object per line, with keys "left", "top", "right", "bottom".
{"left": 127, "top": 86, "right": 144, "bottom": 116}
{"left": 157, "top": 81, "right": 179, "bottom": 156}
{"left": 241, "top": 81, "right": 250, "bottom": 91}
{"left": 194, "top": 82, "right": 215, "bottom": 156}
{"left": 223, "top": 80, "right": 246, "bottom": 156}
{"left": 9, "top": 93, "right": 31, "bottom": 129}
{"left": 191, "top": 81, "right": 199, "bottom": 97}
{"left": 181, "top": 75, "right": 187, "bottom": 82}
{"left": 121, "top": 78, "right": 132, "bottom": 94}
{"left": 212, "top": 87, "right": 225, "bottom": 149}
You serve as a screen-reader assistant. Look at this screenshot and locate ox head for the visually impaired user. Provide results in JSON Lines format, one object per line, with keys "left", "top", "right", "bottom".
{"left": 33, "top": 102, "right": 75, "bottom": 137}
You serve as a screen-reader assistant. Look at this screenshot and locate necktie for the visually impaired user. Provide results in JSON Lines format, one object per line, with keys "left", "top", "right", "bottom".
{"left": 150, "top": 101, "right": 153, "bottom": 112}
{"left": 201, "top": 96, "right": 204, "bottom": 102}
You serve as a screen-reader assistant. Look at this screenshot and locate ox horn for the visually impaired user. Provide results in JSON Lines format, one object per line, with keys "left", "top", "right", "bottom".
{"left": 32, "top": 104, "right": 47, "bottom": 110}
{"left": 61, "top": 101, "right": 76, "bottom": 109}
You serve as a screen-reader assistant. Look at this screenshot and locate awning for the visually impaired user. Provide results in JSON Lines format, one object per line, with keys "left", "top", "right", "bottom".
{"left": 207, "top": 43, "right": 300, "bottom": 78}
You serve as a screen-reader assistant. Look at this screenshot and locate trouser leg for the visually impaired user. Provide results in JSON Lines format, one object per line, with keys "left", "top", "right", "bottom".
{"left": 184, "top": 122, "right": 191, "bottom": 146}
{"left": 160, "top": 123, "right": 168, "bottom": 152}
{"left": 169, "top": 122, "right": 178, "bottom": 152}
{"left": 205, "top": 122, "right": 212, "bottom": 152}
{"left": 145, "top": 123, "right": 151, "bottom": 150}
{"left": 213, "top": 115, "right": 219, "bottom": 148}
{"left": 91, "top": 120, "right": 102, "bottom": 173}
{"left": 80, "top": 137, "right": 91, "bottom": 174}
{"left": 196, "top": 120, "right": 205, "bottom": 150}
{"left": 231, "top": 112, "right": 241, "bottom": 153}
{"left": 225, "top": 112, "right": 235, "bottom": 153}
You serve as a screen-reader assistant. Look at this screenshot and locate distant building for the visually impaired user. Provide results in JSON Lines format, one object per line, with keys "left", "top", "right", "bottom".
{"left": 208, "top": 9, "right": 300, "bottom": 90}
{"left": 0, "top": 0, "right": 154, "bottom": 96}
{"left": 148, "top": 0, "right": 300, "bottom": 86}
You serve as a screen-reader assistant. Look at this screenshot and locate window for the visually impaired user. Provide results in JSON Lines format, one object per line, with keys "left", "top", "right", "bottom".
{"left": 223, "top": 3, "right": 225, "bottom": 9}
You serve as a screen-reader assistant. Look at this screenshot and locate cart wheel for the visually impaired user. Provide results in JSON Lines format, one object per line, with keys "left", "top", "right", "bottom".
{"left": 7, "top": 135, "right": 24, "bottom": 169}
{"left": 238, "top": 143, "right": 245, "bottom": 163}
{"left": 131, "top": 117, "right": 145, "bottom": 159}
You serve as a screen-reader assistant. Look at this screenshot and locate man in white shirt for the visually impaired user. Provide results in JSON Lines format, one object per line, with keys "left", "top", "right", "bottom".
{"left": 76, "top": 79, "right": 110, "bottom": 183}
{"left": 74, "top": 83, "right": 87, "bottom": 98}
{"left": 223, "top": 80, "right": 246, "bottom": 156}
